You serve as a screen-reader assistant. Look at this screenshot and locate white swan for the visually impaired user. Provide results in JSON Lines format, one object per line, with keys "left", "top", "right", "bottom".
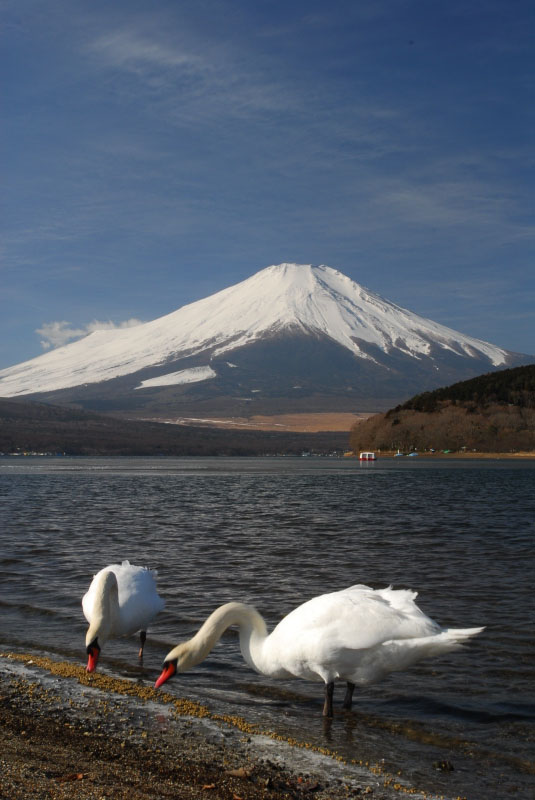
{"left": 154, "top": 584, "right": 483, "bottom": 716}
{"left": 82, "top": 560, "right": 165, "bottom": 672}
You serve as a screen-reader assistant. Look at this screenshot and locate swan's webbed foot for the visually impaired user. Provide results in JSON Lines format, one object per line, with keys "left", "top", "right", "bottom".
{"left": 342, "top": 681, "right": 355, "bottom": 710}
{"left": 138, "top": 630, "right": 147, "bottom": 661}
{"left": 323, "top": 682, "right": 334, "bottom": 717}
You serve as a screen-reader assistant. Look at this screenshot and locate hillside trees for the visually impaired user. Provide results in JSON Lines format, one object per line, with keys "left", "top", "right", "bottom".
{"left": 350, "top": 403, "right": 535, "bottom": 453}
{"left": 349, "top": 364, "right": 535, "bottom": 454}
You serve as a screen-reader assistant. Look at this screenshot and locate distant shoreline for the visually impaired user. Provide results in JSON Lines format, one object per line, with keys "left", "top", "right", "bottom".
{"left": 346, "top": 451, "right": 535, "bottom": 459}
{"left": 2, "top": 450, "right": 535, "bottom": 460}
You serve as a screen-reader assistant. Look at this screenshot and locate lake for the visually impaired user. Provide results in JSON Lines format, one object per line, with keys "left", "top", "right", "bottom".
{"left": 1, "top": 455, "right": 533, "bottom": 799}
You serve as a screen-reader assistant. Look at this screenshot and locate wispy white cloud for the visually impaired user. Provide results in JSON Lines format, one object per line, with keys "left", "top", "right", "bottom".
{"left": 36, "top": 318, "right": 144, "bottom": 350}
{"left": 81, "top": 18, "right": 534, "bottom": 248}
{"left": 85, "top": 25, "right": 296, "bottom": 122}
{"left": 88, "top": 30, "right": 202, "bottom": 71}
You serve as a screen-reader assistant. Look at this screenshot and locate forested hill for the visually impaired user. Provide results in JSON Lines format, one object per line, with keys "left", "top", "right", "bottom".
{"left": 349, "top": 365, "right": 535, "bottom": 454}
{"left": 399, "top": 364, "right": 535, "bottom": 413}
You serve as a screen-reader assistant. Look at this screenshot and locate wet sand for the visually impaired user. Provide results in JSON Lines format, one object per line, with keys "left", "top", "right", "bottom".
{"left": 1, "top": 652, "right": 448, "bottom": 800}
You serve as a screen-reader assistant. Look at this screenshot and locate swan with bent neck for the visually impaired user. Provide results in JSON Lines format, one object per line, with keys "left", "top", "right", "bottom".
{"left": 83, "top": 560, "right": 165, "bottom": 672}
{"left": 155, "top": 584, "right": 484, "bottom": 716}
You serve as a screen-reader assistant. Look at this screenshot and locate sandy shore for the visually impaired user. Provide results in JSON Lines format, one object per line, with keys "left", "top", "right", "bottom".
{"left": 1, "top": 652, "right": 453, "bottom": 800}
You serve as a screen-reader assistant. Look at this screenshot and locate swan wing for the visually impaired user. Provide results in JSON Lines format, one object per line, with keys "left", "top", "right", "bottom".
{"left": 268, "top": 585, "right": 441, "bottom": 665}
{"left": 113, "top": 562, "right": 165, "bottom": 634}
{"left": 264, "top": 585, "right": 481, "bottom": 684}
{"left": 82, "top": 562, "right": 165, "bottom": 635}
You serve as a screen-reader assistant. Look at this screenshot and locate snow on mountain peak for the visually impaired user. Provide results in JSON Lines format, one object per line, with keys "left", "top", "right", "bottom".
{"left": 224, "top": 262, "right": 508, "bottom": 367}
{"left": 0, "top": 262, "right": 511, "bottom": 397}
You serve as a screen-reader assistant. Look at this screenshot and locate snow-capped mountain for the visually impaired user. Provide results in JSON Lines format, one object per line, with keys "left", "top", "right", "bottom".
{"left": 0, "top": 263, "right": 531, "bottom": 415}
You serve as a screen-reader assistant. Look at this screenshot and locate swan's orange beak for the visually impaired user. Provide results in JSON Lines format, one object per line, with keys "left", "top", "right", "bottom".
{"left": 155, "top": 660, "right": 176, "bottom": 688}
{"left": 86, "top": 642, "right": 100, "bottom": 672}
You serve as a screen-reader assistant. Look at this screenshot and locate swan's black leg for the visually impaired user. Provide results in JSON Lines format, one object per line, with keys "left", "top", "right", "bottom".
{"left": 342, "top": 681, "right": 355, "bottom": 710}
{"left": 323, "top": 681, "right": 334, "bottom": 717}
{"left": 138, "top": 630, "right": 147, "bottom": 660}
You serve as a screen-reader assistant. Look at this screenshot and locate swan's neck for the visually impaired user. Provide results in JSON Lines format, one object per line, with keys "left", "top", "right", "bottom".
{"left": 169, "top": 602, "right": 269, "bottom": 673}
{"left": 85, "top": 571, "right": 119, "bottom": 646}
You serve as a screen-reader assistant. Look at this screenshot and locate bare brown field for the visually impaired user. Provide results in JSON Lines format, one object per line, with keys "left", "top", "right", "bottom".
{"left": 153, "top": 412, "right": 373, "bottom": 432}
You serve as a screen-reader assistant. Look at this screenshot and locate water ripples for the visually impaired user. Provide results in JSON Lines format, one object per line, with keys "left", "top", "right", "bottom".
{"left": 1, "top": 455, "right": 534, "bottom": 799}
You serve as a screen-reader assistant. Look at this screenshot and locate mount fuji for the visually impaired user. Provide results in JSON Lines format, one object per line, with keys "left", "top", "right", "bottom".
{"left": 0, "top": 263, "right": 532, "bottom": 417}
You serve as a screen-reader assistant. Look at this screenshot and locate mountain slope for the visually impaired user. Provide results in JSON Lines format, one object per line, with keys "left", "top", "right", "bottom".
{"left": 0, "top": 263, "right": 532, "bottom": 415}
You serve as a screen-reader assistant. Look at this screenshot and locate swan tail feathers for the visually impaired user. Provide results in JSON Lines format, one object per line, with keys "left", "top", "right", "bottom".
{"left": 419, "top": 626, "right": 484, "bottom": 655}
{"left": 444, "top": 626, "right": 485, "bottom": 642}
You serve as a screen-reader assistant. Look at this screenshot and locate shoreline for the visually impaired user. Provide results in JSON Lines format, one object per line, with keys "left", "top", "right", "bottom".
{"left": 1, "top": 652, "right": 456, "bottom": 800}
{"left": 2, "top": 451, "right": 535, "bottom": 461}
{"left": 345, "top": 451, "right": 535, "bottom": 459}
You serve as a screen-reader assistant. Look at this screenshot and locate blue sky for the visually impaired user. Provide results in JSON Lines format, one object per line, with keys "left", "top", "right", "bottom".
{"left": 2, "top": 0, "right": 534, "bottom": 368}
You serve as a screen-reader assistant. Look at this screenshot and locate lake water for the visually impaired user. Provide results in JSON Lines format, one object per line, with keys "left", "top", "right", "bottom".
{"left": 1, "top": 456, "right": 533, "bottom": 799}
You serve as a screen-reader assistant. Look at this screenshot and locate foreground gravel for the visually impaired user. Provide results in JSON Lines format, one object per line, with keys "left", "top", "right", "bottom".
{"left": 0, "top": 653, "right": 451, "bottom": 800}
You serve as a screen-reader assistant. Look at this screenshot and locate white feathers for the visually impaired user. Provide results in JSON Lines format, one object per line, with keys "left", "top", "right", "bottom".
{"left": 83, "top": 560, "right": 165, "bottom": 650}
{"left": 158, "top": 584, "right": 483, "bottom": 700}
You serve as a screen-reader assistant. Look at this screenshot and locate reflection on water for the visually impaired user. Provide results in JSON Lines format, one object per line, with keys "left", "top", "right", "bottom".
{"left": 1, "top": 456, "right": 534, "bottom": 800}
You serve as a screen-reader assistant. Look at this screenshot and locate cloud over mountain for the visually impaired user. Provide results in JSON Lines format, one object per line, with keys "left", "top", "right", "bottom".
{"left": 36, "top": 318, "right": 145, "bottom": 350}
